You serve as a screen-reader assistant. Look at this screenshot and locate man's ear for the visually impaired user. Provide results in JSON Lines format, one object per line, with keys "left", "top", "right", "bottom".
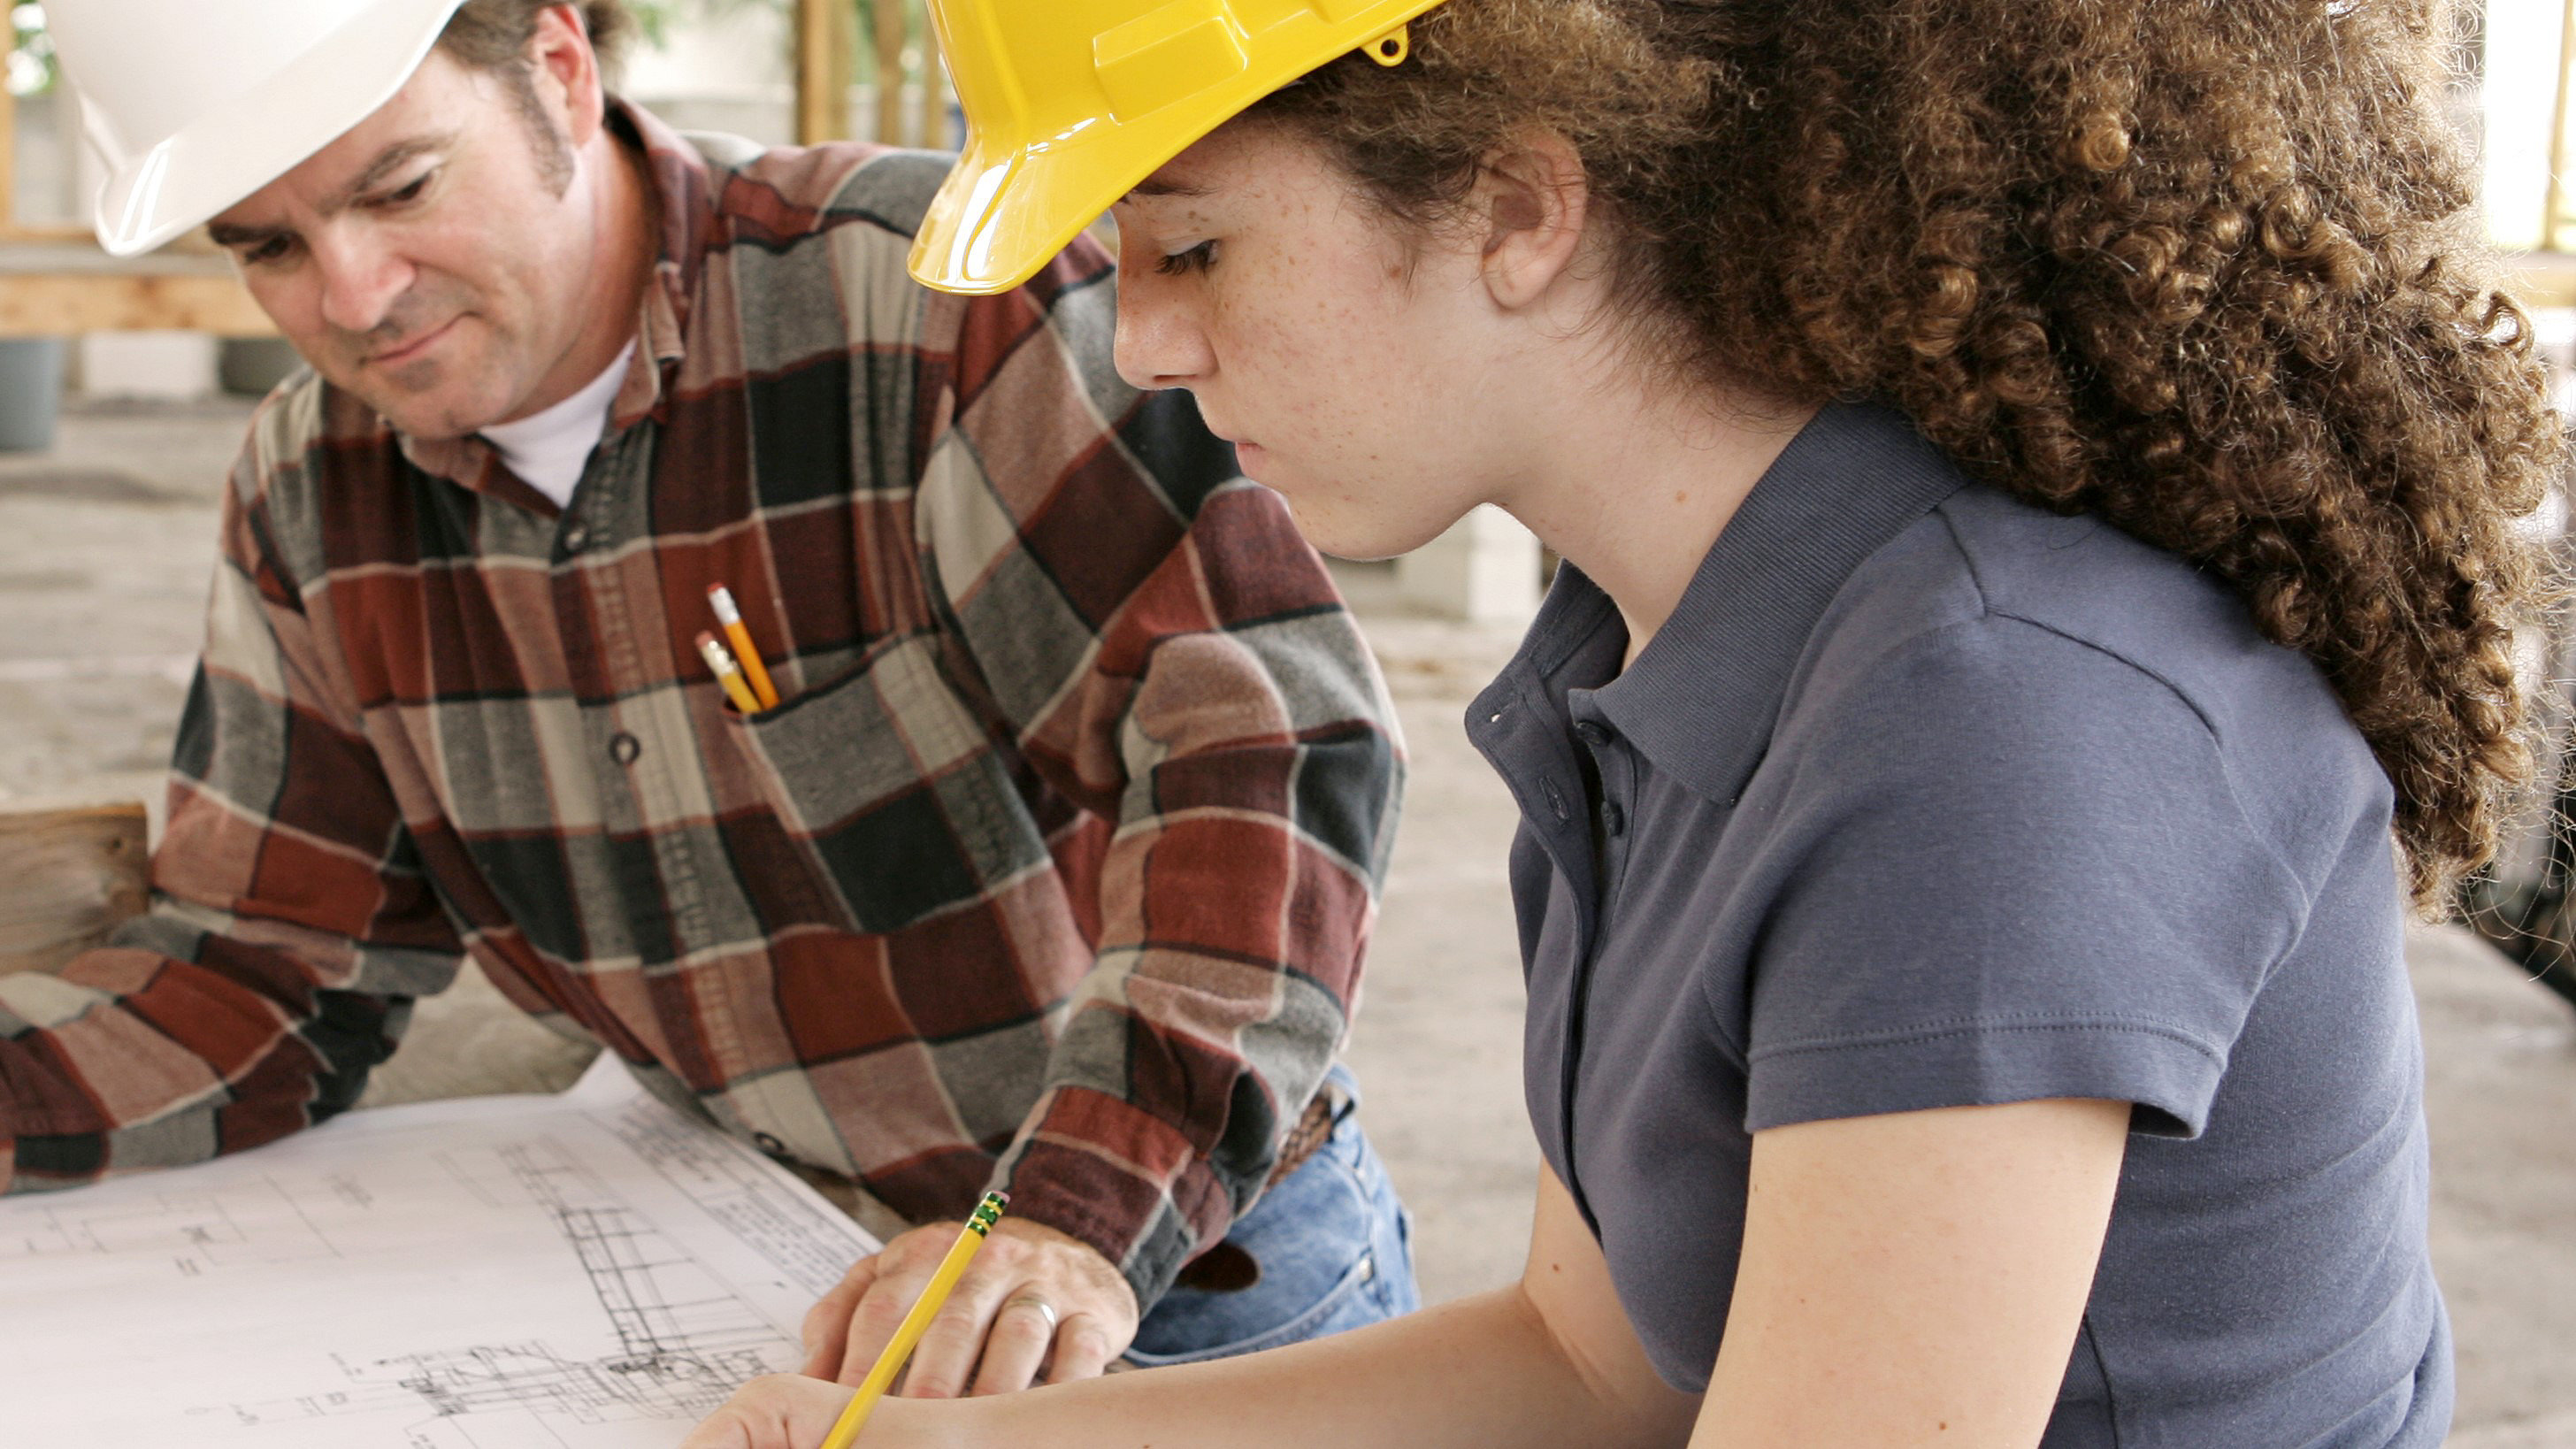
{"left": 531, "top": 3, "right": 607, "bottom": 146}
{"left": 1475, "top": 131, "right": 1590, "bottom": 311}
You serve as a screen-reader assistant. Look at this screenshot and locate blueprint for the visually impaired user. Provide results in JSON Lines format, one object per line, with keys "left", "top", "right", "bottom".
{"left": 0, "top": 1054, "right": 879, "bottom": 1446}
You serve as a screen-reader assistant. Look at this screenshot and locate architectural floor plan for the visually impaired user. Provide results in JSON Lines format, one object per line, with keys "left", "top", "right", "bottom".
{"left": 1, "top": 1057, "right": 878, "bottom": 1446}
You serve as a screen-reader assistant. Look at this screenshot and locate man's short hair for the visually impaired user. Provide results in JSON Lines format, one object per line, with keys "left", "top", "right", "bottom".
{"left": 438, "top": 1, "right": 634, "bottom": 84}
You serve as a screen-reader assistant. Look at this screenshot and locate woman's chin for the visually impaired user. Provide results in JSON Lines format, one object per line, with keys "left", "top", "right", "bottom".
{"left": 1280, "top": 502, "right": 1464, "bottom": 564}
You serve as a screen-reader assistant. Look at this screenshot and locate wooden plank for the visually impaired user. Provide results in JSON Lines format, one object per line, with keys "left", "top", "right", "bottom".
{"left": 2551, "top": 0, "right": 2576, "bottom": 251}
{"left": 0, "top": 272, "right": 275, "bottom": 335}
{"left": 0, "top": 22, "right": 19, "bottom": 235}
{"left": 794, "top": 0, "right": 854, "bottom": 145}
{"left": 2509, "top": 252, "right": 2576, "bottom": 310}
{"left": 0, "top": 802, "right": 149, "bottom": 976}
{"left": 875, "top": 0, "right": 908, "bottom": 145}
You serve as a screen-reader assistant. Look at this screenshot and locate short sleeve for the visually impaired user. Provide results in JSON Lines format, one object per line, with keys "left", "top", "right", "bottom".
{"left": 1739, "top": 615, "right": 2307, "bottom": 1139}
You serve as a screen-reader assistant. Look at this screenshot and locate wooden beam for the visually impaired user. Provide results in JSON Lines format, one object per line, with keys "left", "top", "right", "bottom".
{"left": 794, "top": 0, "right": 854, "bottom": 145}
{"left": 0, "top": 802, "right": 149, "bottom": 977}
{"left": 0, "top": 21, "right": 19, "bottom": 234}
{"left": 874, "top": 0, "right": 908, "bottom": 145}
{"left": 2551, "top": 0, "right": 2576, "bottom": 251}
{"left": 2509, "top": 251, "right": 2576, "bottom": 310}
{"left": 0, "top": 272, "right": 275, "bottom": 335}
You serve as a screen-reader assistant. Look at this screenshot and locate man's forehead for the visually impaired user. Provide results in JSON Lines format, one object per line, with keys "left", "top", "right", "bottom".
{"left": 208, "top": 130, "right": 456, "bottom": 236}
{"left": 206, "top": 52, "right": 466, "bottom": 229}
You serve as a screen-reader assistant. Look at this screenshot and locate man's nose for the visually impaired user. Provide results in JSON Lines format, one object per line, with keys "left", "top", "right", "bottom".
{"left": 310, "top": 229, "right": 417, "bottom": 337}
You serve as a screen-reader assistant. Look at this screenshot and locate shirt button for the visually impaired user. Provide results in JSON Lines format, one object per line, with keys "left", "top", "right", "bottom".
{"left": 608, "top": 732, "right": 641, "bottom": 765}
{"left": 752, "top": 1131, "right": 786, "bottom": 1156}
{"left": 1542, "top": 778, "right": 1570, "bottom": 821}
{"left": 1574, "top": 721, "right": 1612, "bottom": 748}
{"left": 562, "top": 524, "right": 589, "bottom": 552}
{"left": 1602, "top": 801, "right": 1627, "bottom": 837}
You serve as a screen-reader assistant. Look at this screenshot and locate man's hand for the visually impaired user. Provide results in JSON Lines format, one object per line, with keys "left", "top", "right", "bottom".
{"left": 800, "top": 1216, "right": 1139, "bottom": 1396}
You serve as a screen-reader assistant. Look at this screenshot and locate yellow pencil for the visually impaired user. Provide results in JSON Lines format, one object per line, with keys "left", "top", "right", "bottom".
{"left": 707, "top": 585, "right": 780, "bottom": 710}
{"left": 817, "top": 1192, "right": 1010, "bottom": 1449}
{"left": 695, "top": 630, "right": 763, "bottom": 715}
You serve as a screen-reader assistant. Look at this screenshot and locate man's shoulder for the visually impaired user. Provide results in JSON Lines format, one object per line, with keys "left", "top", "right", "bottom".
{"left": 673, "top": 126, "right": 954, "bottom": 245}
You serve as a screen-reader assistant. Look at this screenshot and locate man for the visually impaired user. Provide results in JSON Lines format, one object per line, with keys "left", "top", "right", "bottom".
{"left": 3, "top": 0, "right": 1414, "bottom": 1393}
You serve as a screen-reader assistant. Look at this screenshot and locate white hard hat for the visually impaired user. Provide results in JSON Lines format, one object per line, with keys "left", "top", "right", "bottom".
{"left": 48, "top": 0, "right": 469, "bottom": 256}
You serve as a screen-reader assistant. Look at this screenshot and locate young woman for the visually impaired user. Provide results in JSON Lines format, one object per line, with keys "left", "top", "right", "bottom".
{"left": 689, "top": 0, "right": 2558, "bottom": 1444}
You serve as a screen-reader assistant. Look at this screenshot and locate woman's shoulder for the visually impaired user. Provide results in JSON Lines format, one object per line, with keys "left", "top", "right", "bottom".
{"left": 1782, "top": 479, "right": 2390, "bottom": 887}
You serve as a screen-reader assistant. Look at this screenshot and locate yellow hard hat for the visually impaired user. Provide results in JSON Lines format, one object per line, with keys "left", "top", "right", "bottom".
{"left": 909, "top": 0, "right": 1452, "bottom": 296}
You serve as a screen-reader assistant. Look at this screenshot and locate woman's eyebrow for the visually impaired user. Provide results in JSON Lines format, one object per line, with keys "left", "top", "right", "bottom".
{"left": 1124, "top": 177, "right": 1212, "bottom": 202}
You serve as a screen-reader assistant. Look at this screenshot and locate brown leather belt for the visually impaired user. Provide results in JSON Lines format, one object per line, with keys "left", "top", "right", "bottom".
{"left": 1263, "top": 1090, "right": 1339, "bottom": 1189}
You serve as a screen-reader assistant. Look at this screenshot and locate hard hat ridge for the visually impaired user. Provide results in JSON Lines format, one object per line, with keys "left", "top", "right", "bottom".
{"left": 48, "top": 0, "right": 471, "bottom": 256}
{"left": 909, "top": 0, "right": 1452, "bottom": 296}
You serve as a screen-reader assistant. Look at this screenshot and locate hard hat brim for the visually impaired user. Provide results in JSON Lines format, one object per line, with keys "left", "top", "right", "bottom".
{"left": 907, "top": 0, "right": 1449, "bottom": 297}
{"left": 83, "top": 0, "right": 466, "bottom": 257}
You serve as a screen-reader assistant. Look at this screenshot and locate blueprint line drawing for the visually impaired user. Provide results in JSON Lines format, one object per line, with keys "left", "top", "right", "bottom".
{"left": 208, "top": 1138, "right": 786, "bottom": 1435}
{"left": 3, "top": 1055, "right": 880, "bottom": 1448}
{"left": 0, "top": 1177, "right": 339, "bottom": 1275}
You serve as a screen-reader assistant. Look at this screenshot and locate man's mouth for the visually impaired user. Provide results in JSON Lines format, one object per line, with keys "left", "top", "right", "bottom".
{"left": 368, "top": 318, "right": 459, "bottom": 368}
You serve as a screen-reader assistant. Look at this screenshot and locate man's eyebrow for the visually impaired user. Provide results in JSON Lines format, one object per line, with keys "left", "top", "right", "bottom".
{"left": 206, "top": 218, "right": 284, "bottom": 249}
{"left": 325, "top": 134, "right": 456, "bottom": 211}
{"left": 207, "top": 134, "right": 456, "bottom": 249}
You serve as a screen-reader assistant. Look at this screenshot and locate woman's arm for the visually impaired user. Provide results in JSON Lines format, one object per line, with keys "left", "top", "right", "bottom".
{"left": 683, "top": 1166, "right": 1698, "bottom": 1449}
{"left": 1692, "top": 1097, "right": 2131, "bottom": 1448}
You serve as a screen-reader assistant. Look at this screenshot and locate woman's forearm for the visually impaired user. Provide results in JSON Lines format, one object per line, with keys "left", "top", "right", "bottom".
{"left": 915, "top": 1284, "right": 1679, "bottom": 1449}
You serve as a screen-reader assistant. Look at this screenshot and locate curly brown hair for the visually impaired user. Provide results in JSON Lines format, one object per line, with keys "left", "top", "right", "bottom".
{"left": 1252, "top": 0, "right": 2562, "bottom": 908}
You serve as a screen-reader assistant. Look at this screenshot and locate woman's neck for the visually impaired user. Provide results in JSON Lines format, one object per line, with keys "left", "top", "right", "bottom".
{"left": 1491, "top": 368, "right": 1815, "bottom": 667}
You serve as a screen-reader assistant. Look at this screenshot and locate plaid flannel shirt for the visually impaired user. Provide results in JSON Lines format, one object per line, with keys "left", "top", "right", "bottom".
{"left": 0, "top": 104, "right": 1404, "bottom": 1309}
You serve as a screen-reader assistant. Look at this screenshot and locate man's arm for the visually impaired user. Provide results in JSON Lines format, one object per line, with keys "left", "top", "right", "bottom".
{"left": 0, "top": 423, "right": 464, "bottom": 1193}
{"left": 807, "top": 234, "right": 1403, "bottom": 1392}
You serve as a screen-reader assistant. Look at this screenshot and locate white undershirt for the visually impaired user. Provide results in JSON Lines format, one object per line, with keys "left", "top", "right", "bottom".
{"left": 479, "top": 340, "right": 638, "bottom": 509}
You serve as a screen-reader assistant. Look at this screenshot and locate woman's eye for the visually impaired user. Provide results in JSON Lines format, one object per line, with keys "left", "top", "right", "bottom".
{"left": 1156, "top": 241, "right": 1216, "bottom": 277}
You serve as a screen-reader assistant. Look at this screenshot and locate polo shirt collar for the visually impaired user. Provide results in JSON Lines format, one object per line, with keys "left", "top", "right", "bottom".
{"left": 1482, "top": 402, "right": 1966, "bottom": 806}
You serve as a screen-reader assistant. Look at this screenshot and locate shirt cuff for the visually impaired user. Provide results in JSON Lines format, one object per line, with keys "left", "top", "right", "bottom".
{"left": 1745, "top": 1016, "right": 2230, "bottom": 1140}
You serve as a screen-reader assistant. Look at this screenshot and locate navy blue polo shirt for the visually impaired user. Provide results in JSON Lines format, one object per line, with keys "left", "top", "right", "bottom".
{"left": 1468, "top": 403, "right": 2448, "bottom": 1445}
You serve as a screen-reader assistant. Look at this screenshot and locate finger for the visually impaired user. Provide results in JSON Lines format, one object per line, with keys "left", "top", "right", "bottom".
{"left": 800, "top": 1256, "right": 880, "bottom": 1380}
{"left": 1043, "top": 1311, "right": 1121, "bottom": 1385}
{"left": 838, "top": 1261, "right": 943, "bottom": 1386}
{"left": 896, "top": 1269, "right": 1015, "bottom": 1400}
{"left": 968, "top": 1295, "right": 1058, "bottom": 1396}
{"left": 680, "top": 1374, "right": 856, "bottom": 1449}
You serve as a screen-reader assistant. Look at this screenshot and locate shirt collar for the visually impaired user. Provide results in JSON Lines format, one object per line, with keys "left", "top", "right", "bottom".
{"left": 1474, "top": 402, "right": 1968, "bottom": 804}
{"left": 396, "top": 99, "right": 709, "bottom": 502}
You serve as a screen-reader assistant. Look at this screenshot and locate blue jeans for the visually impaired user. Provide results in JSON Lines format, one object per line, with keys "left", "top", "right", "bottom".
{"left": 1125, "top": 1067, "right": 1419, "bottom": 1365}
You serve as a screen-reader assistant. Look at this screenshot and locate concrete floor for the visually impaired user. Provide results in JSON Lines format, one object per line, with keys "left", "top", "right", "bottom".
{"left": 4, "top": 395, "right": 2572, "bottom": 1443}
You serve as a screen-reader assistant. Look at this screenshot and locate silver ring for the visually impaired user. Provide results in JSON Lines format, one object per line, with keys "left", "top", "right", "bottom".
{"left": 1008, "top": 1294, "right": 1058, "bottom": 1338}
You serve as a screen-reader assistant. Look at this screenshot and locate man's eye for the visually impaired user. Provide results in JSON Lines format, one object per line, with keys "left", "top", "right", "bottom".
{"left": 1155, "top": 241, "right": 1216, "bottom": 277}
{"left": 377, "top": 172, "right": 433, "bottom": 206}
{"left": 242, "top": 237, "right": 295, "bottom": 265}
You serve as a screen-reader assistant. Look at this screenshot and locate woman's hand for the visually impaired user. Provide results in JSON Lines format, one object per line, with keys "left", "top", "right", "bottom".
{"left": 681, "top": 1375, "right": 960, "bottom": 1449}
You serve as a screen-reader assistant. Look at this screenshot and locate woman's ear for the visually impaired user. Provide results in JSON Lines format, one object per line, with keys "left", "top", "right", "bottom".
{"left": 1475, "top": 131, "right": 1591, "bottom": 311}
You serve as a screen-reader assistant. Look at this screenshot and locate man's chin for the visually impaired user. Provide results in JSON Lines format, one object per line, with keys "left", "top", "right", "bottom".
{"left": 337, "top": 376, "right": 507, "bottom": 441}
